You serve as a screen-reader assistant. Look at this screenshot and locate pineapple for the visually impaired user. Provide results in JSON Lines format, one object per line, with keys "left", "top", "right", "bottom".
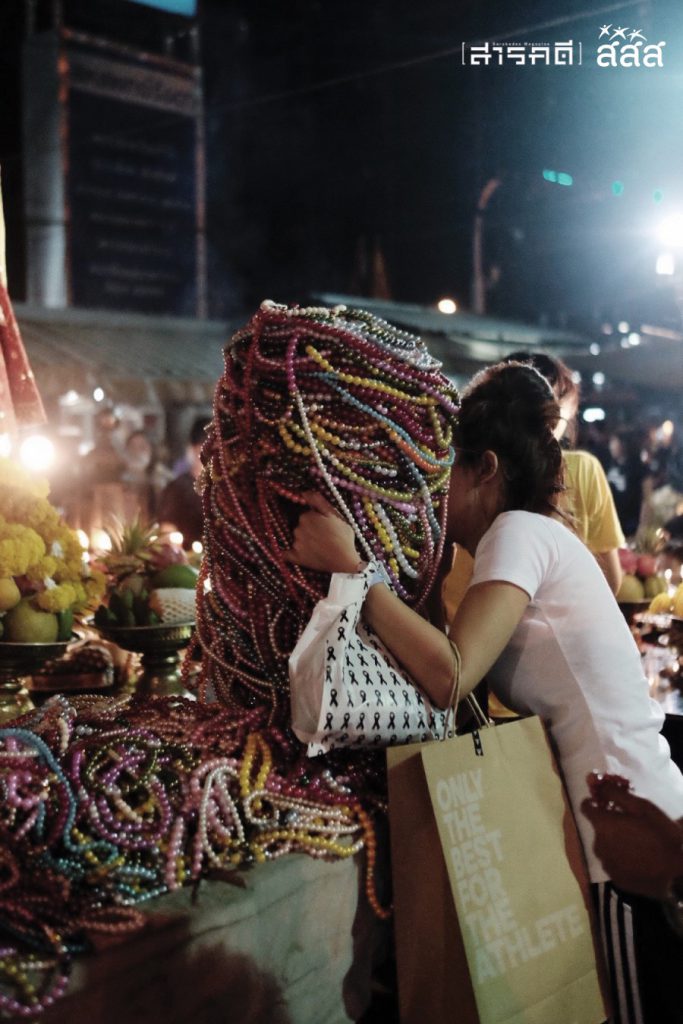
{"left": 98, "top": 517, "right": 167, "bottom": 584}
{"left": 93, "top": 518, "right": 194, "bottom": 628}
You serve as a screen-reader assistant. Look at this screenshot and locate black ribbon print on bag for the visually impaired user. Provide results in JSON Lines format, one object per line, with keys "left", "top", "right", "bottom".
{"left": 327, "top": 646, "right": 336, "bottom": 662}
{"left": 330, "top": 689, "right": 339, "bottom": 707}
{"left": 324, "top": 713, "right": 334, "bottom": 731}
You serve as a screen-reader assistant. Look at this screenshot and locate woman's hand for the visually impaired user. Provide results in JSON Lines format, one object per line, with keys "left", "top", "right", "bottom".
{"left": 285, "top": 492, "right": 361, "bottom": 574}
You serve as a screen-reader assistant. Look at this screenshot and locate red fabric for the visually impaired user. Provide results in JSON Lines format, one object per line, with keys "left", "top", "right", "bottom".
{"left": 0, "top": 281, "right": 46, "bottom": 432}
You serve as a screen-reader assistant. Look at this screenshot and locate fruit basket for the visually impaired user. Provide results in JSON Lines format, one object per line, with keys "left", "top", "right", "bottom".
{"left": 91, "top": 521, "right": 199, "bottom": 695}
{"left": 93, "top": 520, "right": 198, "bottom": 632}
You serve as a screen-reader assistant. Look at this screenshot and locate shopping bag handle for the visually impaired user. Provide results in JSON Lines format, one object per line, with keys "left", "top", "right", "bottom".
{"left": 442, "top": 641, "right": 492, "bottom": 741}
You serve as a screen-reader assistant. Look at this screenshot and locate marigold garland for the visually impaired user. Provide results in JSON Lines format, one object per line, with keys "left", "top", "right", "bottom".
{"left": 0, "top": 459, "right": 105, "bottom": 616}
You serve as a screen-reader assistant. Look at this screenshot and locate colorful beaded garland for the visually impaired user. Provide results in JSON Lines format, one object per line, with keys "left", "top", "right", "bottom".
{"left": 0, "top": 303, "right": 458, "bottom": 1015}
{"left": 192, "top": 300, "right": 459, "bottom": 715}
{"left": 0, "top": 693, "right": 388, "bottom": 1015}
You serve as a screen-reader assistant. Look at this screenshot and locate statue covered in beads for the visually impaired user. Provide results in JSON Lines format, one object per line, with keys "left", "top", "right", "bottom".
{"left": 192, "top": 300, "right": 459, "bottom": 727}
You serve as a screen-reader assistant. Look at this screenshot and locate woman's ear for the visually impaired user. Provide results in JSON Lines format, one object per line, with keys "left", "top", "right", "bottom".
{"left": 477, "top": 449, "right": 499, "bottom": 484}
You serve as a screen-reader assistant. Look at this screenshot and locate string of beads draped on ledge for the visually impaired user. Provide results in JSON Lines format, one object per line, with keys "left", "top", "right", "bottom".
{"left": 0, "top": 302, "right": 461, "bottom": 1016}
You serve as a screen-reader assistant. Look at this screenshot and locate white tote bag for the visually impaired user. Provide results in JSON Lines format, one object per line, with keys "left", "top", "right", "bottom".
{"left": 289, "top": 567, "right": 454, "bottom": 757}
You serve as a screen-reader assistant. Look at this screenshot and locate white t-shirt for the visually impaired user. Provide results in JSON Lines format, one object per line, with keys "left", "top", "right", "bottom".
{"left": 471, "top": 510, "right": 683, "bottom": 881}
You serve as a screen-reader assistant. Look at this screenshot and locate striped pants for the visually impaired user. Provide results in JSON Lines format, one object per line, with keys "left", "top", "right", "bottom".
{"left": 593, "top": 882, "right": 683, "bottom": 1024}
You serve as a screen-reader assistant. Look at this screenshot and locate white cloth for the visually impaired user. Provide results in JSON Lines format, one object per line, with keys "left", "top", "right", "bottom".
{"left": 471, "top": 510, "right": 683, "bottom": 881}
{"left": 289, "top": 563, "right": 452, "bottom": 757}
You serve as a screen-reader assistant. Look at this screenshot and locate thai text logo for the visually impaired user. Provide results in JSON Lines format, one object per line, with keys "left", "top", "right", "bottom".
{"left": 596, "top": 25, "right": 665, "bottom": 67}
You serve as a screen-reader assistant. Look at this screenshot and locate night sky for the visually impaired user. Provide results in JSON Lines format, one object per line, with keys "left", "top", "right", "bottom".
{"left": 200, "top": 0, "right": 683, "bottom": 330}
{"left": 2, "top": 0, "right": 682, "bottom": 331}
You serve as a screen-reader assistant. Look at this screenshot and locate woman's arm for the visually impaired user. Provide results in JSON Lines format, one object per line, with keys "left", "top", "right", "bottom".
{"left": 362, "top": 578, "right": 529, "bottom": 707}
{"left": 286, "top": 494, "right": 530, "bottom": 709}
{"left": 595, "top": 548, "right": 623, "bottom": 595}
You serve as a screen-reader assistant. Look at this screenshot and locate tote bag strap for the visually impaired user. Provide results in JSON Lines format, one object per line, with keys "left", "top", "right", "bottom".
{"left": 442, "top": 639, "right": 492, "bottom": 740}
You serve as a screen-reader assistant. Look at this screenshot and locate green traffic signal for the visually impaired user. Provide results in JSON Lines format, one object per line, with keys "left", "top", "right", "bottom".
{"left": 611, "top": 181, "right": 624, "bottom": 196}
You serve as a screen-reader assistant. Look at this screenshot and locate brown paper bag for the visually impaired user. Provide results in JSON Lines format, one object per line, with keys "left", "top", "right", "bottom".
{"left": 387, "top": 716, "right": 608, "bottom": 1024}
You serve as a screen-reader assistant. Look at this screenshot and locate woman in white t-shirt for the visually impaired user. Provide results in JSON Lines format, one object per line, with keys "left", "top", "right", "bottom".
{"left": 287, "top": 361, "right": 683, "bottom": 1024}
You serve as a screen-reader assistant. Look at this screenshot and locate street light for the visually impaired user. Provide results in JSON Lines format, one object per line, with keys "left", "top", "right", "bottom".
{"left": 471, "top": 177, "right": 502, "bottom": 315}
{"left": 437, "top": 298, "right": 457, "bottom": 314}
{"left": 657, "top": 214, "right": 683, "bottom": 249}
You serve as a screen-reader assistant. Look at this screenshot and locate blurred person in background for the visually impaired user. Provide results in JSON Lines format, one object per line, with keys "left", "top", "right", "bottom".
{"left": 158, "top": 416, "right": 210, "bottom": 549}
{"left": 80, "top": 406, "right": 125, "bottom": 486}
{"left": 605, "top": 426, "right": 647, "bottom": 538}
{"left": 121, "top": 429, "right": 173, "bottom": 522}
{"left": 641, "top": 419, "right": 683, "bottom": 529}
{"left": 662, "top": 513, "right": 683, "bottom": 543}
{"left": 505, "top": 351, "right": 624, "bottom": 593}
{"left": 655, "top": 542, "right": 683, "bottom": 587}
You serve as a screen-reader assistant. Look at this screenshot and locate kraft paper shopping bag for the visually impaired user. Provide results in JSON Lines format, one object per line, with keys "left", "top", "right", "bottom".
{"left": 388, "top": 717, "right": 608, "bottom": 1024}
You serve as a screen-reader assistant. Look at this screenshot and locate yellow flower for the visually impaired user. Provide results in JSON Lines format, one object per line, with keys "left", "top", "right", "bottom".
{"left": 0, "top": 458, "right": 106, "bottom": 614}
{"left": 0, "top": 524, "right": 46, "bottom": 577}
{"left": 36, "top": 582, "right": 77, "bottom": 613}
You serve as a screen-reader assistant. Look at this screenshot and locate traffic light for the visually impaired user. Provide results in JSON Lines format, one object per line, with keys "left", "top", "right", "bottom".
{"left": 611, "top": 181, "right": 624, "bottom": 196}
{"left": 653, "top": 188, "right": 664, "bottom": 204}
{"left": 542, "top": 169, "right": 573, "bottom": 186}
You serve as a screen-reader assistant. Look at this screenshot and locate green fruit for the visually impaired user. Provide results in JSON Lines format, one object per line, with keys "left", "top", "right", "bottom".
{"left": 0, "top": 578, "right": 21, "bottom": 612}
{"left": 133, "top": 594, "right": 151, "bottom": 625}
{"left": 643, "top": 575, "right": 668, "bottom": 599}
{"left": 3, "top": 599, "right": 59, "bottom": 643}
{"left": 118, "top": 574, "right": 148, "bottom": 597}
{"left": 108, "top": 592, "right": 129, "bottom": 622}
{"left": 616, "top": 573, "right": 645, "bottom": 603}
{"left": 151, "top": 564, "right": 198, "bottom": 590}
{"left": 56, "top": 607, "right": 74, "bottom": 642}
{"left": 119, "top": 608, "right": 136, "bottom": 628}
{"left": 94, "top": 605, "right": 116, "bottom": 629}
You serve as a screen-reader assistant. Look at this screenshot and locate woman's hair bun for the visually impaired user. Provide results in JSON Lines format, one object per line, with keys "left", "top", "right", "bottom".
{"left": 456, "top": 362, "right": 565, "bottom": 514}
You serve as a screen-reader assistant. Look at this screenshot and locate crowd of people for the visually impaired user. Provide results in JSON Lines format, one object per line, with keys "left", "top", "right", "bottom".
{"left": 582, "top": 411, "right": 683, "bottom": 542}
{"left": 69, "top": 409, "right": 210, "bottom": 548}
